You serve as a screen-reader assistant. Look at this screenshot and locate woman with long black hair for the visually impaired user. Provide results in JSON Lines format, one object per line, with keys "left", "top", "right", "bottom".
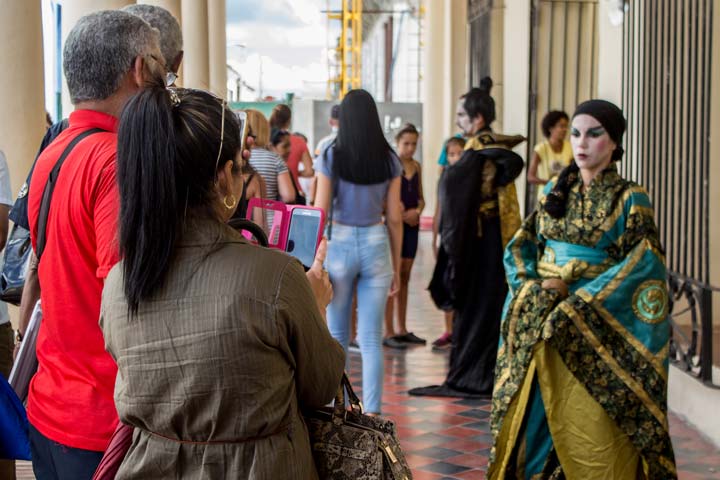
{"left": 100, "top": 84, "right": 344, "bottom": 478}
{"left": 315, "top": 89, "right": 403, "bottom": 415}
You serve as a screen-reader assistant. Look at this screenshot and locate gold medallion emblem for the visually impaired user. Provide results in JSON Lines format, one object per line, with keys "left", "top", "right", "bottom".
{"left": 632, "top": 280, "right": 668, "bottom": 324}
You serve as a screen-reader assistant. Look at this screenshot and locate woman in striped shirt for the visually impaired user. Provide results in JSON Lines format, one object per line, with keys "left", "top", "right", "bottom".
{"left": 245, "top": 109, "right": 295, "bottom": 203}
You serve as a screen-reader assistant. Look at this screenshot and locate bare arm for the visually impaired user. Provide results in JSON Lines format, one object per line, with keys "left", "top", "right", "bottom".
{"left": 18, "top": 252, "right": 40, "bottom": 337}
{"left": 527, "top": 151, "right": 547, "bottom": 185}
{"left": 299, "top": 150, "right": 314, "bottom": 177}
{"left": 248, "top": 176, "right": 267, "bottom": 228}
{"left": 385, "top": 177, "right": 403, "bottom": 295}
{"left": 277, "top": 171, "right": 296, "bottom": 203}
{"left": 315, "top": 173, "right": 332, "bottom": 215}
{"left": 415, "top": 161, "right": 425, "bottom": 214}
{"left": 432, "top": 197, "right": 441, "bottom": 257}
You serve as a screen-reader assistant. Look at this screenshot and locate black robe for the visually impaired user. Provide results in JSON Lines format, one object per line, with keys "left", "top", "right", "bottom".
{"left": 414, "top": 146, "right": 524, "bottom": 397}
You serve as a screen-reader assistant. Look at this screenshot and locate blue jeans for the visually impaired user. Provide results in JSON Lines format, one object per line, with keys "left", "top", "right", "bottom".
{"left": 326, "top": 224, "right": 393, "bottom": 413}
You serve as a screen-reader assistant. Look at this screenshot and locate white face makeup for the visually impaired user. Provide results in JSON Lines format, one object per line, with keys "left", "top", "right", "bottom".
{"left": 570, "top": 114, "right": 617, "bottom": 184}
{"left": 456, "top": 100, "right": 473, "bottom": 135}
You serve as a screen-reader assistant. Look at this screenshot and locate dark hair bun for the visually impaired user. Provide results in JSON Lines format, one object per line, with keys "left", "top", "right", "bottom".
{"left": 479, "top": 77, "right": 493, "bottom": 94}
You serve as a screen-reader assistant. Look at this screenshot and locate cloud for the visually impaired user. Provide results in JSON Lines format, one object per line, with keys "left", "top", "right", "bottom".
{"left": 225, "top": 0, "right": 340, "bottom": 98}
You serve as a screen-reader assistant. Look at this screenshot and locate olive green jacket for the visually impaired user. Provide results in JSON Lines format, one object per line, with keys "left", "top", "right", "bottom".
{"left": 101, "top": 219, "right": 344, "bottom": 479}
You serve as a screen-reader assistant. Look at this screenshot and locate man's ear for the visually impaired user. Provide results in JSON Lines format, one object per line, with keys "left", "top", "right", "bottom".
{"left": 131, "top": 56, "right": 145, "bottom": 88}
{"left": 171, "top": 51, "right": 184, "bottom": 74}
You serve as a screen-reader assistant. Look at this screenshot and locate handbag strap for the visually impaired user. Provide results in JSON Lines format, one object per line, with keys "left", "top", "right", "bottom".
{"left": 332, "top": 372, "right": 363, "bottom": 419}
{"left": 36, "top": 128, "right": 105, "bottom": 261}
{"left": 227, "top": 218, "right": 269, "bottom": 247}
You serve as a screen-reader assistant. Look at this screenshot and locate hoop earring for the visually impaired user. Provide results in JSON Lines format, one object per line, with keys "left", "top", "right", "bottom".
{"left": 223, "top": 194, "right": 237, "bottom": 210}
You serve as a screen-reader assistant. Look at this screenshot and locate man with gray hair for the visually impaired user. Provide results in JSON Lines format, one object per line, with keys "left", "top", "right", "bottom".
{"left": 22, "top": 10, "right": 164, "bottom": 479}
{"left": 122, "top": 4, "right": 183, "bottom": 83}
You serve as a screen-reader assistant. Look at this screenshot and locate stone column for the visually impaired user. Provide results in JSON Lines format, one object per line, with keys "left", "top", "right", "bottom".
{"left": 137, "top": 0, "right": 183, "bottom": 85}
{"left": 207, "top": 0, "right": 227, "bottom": 98}
{"left": 181, "top": 0, "right": 209, "bottom": 90}
{"left": 420, "top": 0, "right": 447, "bottom": 217}
{"left": 445, "top": 0, "right": 468, "bottom": 138}
{"left": 489, "top": 1, "right": 505, "bottom": 131}
{"left": 61, "top": 0, "right": 136, "bottom": 115}
{"left": 502, "top": 0, "right": 531, "bottom": 215}
{"left": 0, "top": 0, "right": 47, "bottom": 197}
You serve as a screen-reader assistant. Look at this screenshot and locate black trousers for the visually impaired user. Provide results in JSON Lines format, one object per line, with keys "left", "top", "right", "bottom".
{"left": 29, "top": 424, "right": 103, "bottom": 480}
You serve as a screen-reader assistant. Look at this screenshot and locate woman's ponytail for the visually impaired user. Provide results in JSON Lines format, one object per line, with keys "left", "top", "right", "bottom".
{"left": 117, "top": 85, "right": 180, "bottom": 315}
{"left": 543, "top": 161, "right": 580, "bottom": 219}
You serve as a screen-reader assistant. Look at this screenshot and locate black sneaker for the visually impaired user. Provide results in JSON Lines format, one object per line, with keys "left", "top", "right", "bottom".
{"left": 397, "top": 332, "right": 427, "bottom": 345}
{"left": 382, "top": 337, "right": 407, "bottom": 349}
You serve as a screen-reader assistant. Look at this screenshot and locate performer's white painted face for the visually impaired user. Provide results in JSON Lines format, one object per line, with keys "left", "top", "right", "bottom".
{"left": 456, "top": 100, "right": 485, "bottom": 136}
{"left": 570, "top": 114, "right": 616, "bottom": 179}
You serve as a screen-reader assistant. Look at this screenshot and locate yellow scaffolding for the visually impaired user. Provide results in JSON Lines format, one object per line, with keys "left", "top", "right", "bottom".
{"left": 328, "top": 0, "right": 363, "bottom": 99}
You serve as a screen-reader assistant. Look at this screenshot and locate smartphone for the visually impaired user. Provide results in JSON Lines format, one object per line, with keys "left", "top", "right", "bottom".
{"left": 286, "top": 207, "right": 324, "bottom": 270}
{"left": 236, "top": 111, "right": 248, "bottom": 153}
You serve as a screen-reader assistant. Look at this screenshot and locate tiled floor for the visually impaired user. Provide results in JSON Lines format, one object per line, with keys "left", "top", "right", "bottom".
{"left": 15, "top": 232, "right": 720, "bottom": 479}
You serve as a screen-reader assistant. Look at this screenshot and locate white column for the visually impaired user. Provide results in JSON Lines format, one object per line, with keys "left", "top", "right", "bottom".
{"left": 502, "top": 0, "right": 531, "bottom": 216}
{"left": 490, "top": 1, "right": 505, "bottom": 131}
{"left": 181, "top": 0, "right": 209, "bottom": 90}
{"left": 420, "top": 0, "right": 447, "bottom": 217}
{"left": 61, "top": 0, "right": 136, "bottom": 116}
{"left": 207, "top": 0, "right": 227, "bottom": 98}
{"left": 444, "top": 0, "right": 468, "bottom": 138}
{"left": 0, "top": 0, "right": 47, "bottom": 197}
{"left": 596, "top": 0, "right": 624, "bottom": 104}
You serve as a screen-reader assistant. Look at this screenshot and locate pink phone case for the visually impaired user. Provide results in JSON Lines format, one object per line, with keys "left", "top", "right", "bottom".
{"left": 243, "top": 199, "right": 325, "bottom": 255}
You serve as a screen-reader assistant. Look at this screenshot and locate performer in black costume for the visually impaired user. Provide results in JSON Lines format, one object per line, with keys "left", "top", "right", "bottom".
{"left": 412, "top": 79, "right": 525, "bottom": 397}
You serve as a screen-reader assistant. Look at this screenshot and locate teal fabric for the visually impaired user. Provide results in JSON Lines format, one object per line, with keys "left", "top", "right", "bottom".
{"left": 500, "top": 178, "right": 671, "bottom": 475}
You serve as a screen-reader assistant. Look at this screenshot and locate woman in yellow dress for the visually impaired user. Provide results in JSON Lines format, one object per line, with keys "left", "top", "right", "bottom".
{"left": 527, "top": 111, "right": 573, "bottom": 202}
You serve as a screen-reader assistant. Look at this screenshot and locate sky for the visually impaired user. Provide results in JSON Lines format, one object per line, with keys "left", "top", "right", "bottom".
{"left": 226, "top": 0, "right": 341, "bottom": 100}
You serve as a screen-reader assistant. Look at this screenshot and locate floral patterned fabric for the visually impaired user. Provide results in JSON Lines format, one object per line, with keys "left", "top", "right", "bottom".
{"left": 489, "top": 164, "right": 677, "bottom": 479}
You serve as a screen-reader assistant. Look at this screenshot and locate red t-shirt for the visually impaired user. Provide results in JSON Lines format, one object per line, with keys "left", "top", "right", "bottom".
{"left": 287, "top": 134, "right": 308, "bottom": 192}
{"left": 27, "top": 109, "right": 121, "bottom": 451}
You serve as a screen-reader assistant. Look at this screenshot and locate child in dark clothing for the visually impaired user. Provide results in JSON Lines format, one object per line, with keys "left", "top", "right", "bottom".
{"left": 431, "top": 136, "right": 466, "bottom": 349}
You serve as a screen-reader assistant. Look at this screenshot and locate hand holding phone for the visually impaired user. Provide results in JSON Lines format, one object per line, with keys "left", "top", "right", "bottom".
{"left": 305, "top": 238, "right": 333, "bottom": 314}
{"left": 286, "top": 207, "right": 324, "bottom": 270}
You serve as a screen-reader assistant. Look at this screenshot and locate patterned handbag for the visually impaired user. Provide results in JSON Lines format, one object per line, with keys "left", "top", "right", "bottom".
{"left": 304, "top": 373, "right": 412, "bottom": 480}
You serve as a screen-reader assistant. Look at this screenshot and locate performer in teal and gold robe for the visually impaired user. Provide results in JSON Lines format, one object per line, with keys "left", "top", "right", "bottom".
{"left": 489, "top": 100, "right": 677, "bottom": 479}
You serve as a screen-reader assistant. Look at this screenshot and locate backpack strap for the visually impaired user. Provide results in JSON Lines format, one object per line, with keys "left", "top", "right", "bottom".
{"left": 36, "top": 128, "right": 106, "bottom": 261}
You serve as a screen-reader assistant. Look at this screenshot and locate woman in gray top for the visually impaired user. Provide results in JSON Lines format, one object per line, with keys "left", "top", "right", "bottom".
{"left": 101, "top": 85, "right": 343, "bottom": 479}
{"left": 315, "top": 89, "right": 403, "bottom": 415}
